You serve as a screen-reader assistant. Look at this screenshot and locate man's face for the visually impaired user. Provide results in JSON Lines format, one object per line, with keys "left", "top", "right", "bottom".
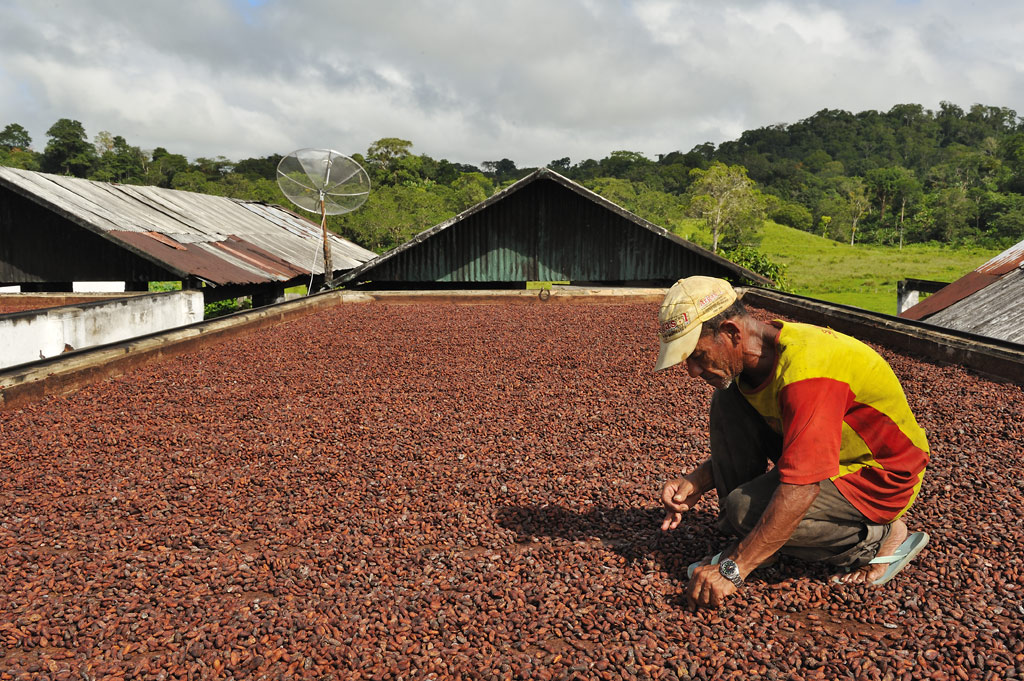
{"left": 684, "top": 330, "right": 741, "bottom": 389}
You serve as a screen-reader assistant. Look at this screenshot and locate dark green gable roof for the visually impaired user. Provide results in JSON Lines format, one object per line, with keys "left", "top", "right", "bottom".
{"left": 340, "top": 168, "right": 772, "bottom": 288}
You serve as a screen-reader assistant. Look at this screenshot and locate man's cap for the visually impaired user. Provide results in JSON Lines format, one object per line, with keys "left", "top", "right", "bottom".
{"left": 655, "top": 276, "right": 738, "bottom": 371}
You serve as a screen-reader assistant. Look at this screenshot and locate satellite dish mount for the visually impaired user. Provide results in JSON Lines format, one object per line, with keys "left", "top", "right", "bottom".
{"left": 276, "top": 149, "right": 370, "bottom": 290}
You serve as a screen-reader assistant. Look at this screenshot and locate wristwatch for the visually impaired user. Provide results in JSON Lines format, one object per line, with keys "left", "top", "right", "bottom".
{"left": 719, "top": 558, "right": 744, "bottom": 587}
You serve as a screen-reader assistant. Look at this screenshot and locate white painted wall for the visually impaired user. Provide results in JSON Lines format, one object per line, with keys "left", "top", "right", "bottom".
{"left": 73, "top": 282, "right": 127, "bottom": 292}
{"left": 0, "top": 291, "right": 204, "bottom": 370}
{"left": 1, "top": 282, "right": 132, "bottom": 293}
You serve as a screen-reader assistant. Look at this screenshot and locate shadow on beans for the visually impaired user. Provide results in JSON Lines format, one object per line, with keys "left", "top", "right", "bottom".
{"left": 495, "top": 504, "right": 729, "bottom": 583}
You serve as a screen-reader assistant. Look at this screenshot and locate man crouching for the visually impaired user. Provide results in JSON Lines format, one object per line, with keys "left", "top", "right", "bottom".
{"left": 655, "top": 276, "right": 929, "bottom": 610}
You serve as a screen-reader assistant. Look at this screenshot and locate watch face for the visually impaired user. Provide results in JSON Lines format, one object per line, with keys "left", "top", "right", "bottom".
{"left": 719, "top": 559, "right": 742, "bottom": 584}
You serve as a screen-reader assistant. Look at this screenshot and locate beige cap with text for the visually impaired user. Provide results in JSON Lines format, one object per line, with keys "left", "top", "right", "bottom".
{"left": 655, "top": 276, "right": 738, "bottom": 371}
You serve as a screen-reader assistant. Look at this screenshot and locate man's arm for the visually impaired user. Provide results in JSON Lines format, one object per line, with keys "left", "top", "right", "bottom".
{"left": 732, "top": 481, "right": 819, "bottom": 577}
{"left": 687, "top": 481, "right": 819, "bottom": 609}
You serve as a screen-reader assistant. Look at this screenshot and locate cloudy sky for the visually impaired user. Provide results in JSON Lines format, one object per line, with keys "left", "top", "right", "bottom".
{"left": 2, "top": 0, "right": 1023, "bottom": 168}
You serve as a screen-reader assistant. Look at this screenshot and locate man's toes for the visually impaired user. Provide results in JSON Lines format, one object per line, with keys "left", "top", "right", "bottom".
{"left": 833, "top": 566, "right": 875, "bottom": 584}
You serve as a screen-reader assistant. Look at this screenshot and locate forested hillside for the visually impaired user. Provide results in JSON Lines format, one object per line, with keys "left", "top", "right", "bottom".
{"left": 3, "top": 102, "right": 1023, "bottom": 265}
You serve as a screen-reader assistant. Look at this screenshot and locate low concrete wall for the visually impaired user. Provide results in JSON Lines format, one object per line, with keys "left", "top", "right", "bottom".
{"left": 0, "top": 290, "right": 204, "bottom": 370}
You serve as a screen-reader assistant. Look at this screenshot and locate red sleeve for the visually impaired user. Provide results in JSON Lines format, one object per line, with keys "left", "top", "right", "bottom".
{"left": 775, "top": 377, "right": 853, "bottom": 485}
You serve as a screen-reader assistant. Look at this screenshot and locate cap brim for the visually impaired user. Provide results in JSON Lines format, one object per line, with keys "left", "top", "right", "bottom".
{"left": 654, "top": 324, "right": 701, "bottom": 372}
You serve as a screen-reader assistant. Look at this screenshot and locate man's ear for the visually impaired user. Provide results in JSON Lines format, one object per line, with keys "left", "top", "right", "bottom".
{"left": 719, "top": 319, "right": 743, "bottom": 345}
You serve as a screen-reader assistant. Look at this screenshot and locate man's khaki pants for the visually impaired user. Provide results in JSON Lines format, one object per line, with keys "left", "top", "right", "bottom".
{"left": 710, "top": 386, "right": 889, "bottom": 568}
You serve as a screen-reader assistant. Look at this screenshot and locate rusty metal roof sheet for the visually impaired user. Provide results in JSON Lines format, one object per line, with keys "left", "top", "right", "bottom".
{"left": 899, "top": 237, "right": 1024, "bottom": 343}
{"left": 920, "top": 267, "right": 1024, "bottom": 343}
{"left": 901, "top": 238, "right": 1024, "bottom": 319}
{"left": 340, "top": 167, "right": 773, "bottom": 287}
{"left": 976, "top": 239, "right": 1024, "bottom": 274}
{"left": 0, "top": 167, "right": 376, "bottom": 286}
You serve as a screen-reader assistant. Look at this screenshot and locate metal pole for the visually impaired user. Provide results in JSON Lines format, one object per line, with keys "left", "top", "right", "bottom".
{"left": 320, "top": 196, "right": 333, "bottom": 290}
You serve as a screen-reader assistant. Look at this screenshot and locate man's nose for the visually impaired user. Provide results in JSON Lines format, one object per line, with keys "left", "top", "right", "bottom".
{"left": 685, "top": 357, "right": 701, "bottom": 378}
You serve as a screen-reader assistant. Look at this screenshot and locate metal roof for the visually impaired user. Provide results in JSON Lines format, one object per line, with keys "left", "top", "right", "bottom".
{"left": 900, "top": 237, "right": 1024, "bottom": 343}
{"left": 0, "top": 167, "right": 376, "bottom": 286}
{"left": 918, "top": 266, "right": 1024, "bottom": 343}
{"left": 340, "top": 168, "right": 772, "bottom": 287}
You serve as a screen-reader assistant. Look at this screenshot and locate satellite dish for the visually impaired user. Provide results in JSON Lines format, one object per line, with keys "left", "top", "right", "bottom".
{"left": 276, "top": 148, "right": 370, "bottom": 291}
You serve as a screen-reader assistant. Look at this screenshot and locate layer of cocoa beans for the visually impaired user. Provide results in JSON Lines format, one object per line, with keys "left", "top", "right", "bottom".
{"left": 1, "top": 303, "right": 1022, "bottom": 680}
{"left": 0, "top": 303, "right": 51, "bottom": 315}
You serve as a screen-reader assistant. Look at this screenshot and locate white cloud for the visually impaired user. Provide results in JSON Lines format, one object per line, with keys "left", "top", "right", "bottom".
{"left": 1, "top": 0, "right": 1023, "bottom": 168}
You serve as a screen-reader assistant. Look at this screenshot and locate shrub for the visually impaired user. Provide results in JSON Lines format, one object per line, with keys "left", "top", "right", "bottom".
{"left": 723, "top": 246, "right": 791, "bottom": 291}
{"left": 769, "top": 202, "right": 814, "bottom": 231}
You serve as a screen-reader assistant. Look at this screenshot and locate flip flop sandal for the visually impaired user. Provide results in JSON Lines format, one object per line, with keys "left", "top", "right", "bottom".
{"left": 687, "top": 552, "right": 722, "bottom": 579}
{"left": 831, "top": 531, "right": 930, "bottom": 585}
{"left": 868, "top": 531, "right": 929, "bottom": 586}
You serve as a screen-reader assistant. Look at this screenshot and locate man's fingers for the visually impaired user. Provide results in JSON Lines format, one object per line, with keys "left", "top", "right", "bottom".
{"left": 660, "top": 511, "right": 682, "bottom": 531}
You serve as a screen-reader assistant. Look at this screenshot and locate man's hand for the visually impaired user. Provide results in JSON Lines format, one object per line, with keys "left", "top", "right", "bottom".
{"left": 686, "top": 563, "right": 737, "bottom": 610}
{"left": 660, "top": 476, "right": 703, "bottom": 531}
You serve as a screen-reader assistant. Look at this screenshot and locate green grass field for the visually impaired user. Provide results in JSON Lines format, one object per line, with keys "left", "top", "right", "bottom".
{"left": 760, "top": 223, "right": 1000, "bottom": 314}
{"left": 675, "top": 219, "right": 1000, "bottom": 315}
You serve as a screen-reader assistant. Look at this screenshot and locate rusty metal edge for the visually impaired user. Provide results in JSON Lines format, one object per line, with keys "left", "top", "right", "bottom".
{"left": 740, "top": 287, "right": 1024, "bottom": 386}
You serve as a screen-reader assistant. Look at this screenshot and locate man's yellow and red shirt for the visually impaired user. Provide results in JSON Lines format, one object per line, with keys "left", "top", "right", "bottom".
{"left": 740, "top": 321, "right": 929, "bottom": 523}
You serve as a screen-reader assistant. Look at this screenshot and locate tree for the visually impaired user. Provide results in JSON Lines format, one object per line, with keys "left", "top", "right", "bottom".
{"left": 367, "top": 137, "right": 414, "bottom": 185}
{"left": 170, "top": 170, "right": 210, "bottom": 193}
{"left": 685, "top": 162, "right": 767, "bottom": 252}
{"left": 769, "top": 201, "right": 813, "bottom": 231}
{"left": 450, "top": 172, "right": 493, "bottom": 210}
{"left": 840, "top": 177, "right": 870, "bottom": 246}
{"left": 977, "top": 191, "right": 1024, "bottom": 244}
{"left": 481, "top": 158, "right": 519, "bottom": 184}
{"left": 42, "top": 118, "right": 96, "bottom": 177}
{"left": 865, "top": 167, "right": 900, "bottom": 228}
{"left": 0, "top": 123, "right": 32, "bottom": 150}
{"left": 93, "top": 131, "right": 115, "bottom": 156}
{"left": 91, "top": 134, "right": 145, "bottom": 183}
{"left": 146, "top": 148, "right": 189, "bottom": 187}
{"left": 586, "top": 178, "right": 688, "bottom": 233}
{"left": 233, "top": 154, "right": 283, "bottom": 180}
{"left": 1000, "top": 132, "right": 1024, "bottom": 193}
{"left": 890, "top": 169, "right": 923, "bottom": 248}
{"left": 600, "top": 150, "right": 653, "bottom": 183}
{"left": 0, "top": 146, "right": 41, "bottom": 170}
{"left": 548, "top": 157, "right": 571, "bottom": 172}
{"left": 335, "top": 184, "right": 452, "bottom": 252}
{"left": 928, "top": 186, "right": 976, "bottom": 243}
{"left": 193, "top": 156, "right": 233, "bottom": 178}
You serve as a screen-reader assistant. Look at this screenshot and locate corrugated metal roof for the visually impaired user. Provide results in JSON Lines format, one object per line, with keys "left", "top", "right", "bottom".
{"left": 900, "top": 237, "right": 1024, "bottom": 325}
{"left": 0, "top": 167, "right": 376, "bottom": 286}
{"left": 977, "top": 239, "right": 1024, "bottom": 275}
{"left": 340, "top": 168, "right": 772, "bottom": 287}
{"left": 923, "top": 267, "right": 1024, "bottom": 343}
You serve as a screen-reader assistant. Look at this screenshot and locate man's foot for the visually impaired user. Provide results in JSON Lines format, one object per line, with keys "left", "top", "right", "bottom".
{"left": 832, "top": 519, "right": 907, "bottom": 584}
